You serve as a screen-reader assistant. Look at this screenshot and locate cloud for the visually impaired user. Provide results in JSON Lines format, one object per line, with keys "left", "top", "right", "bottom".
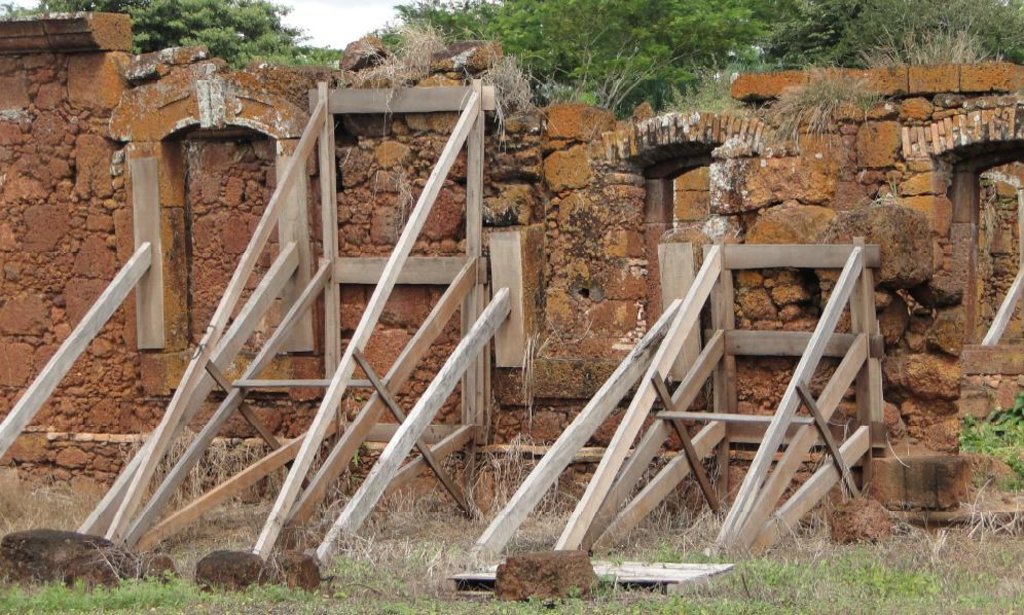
{"left": 283, "top": 0, "right": 403, "bottom": 49}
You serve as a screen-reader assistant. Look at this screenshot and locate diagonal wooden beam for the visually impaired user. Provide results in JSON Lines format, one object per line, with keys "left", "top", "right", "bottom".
{"left": 751, "top": 426, "right": 869, "bottom": 552}
{"left": 472, "top": 300, "right": 683, "bottom": 558}
{"left": 555, "top": 246, "right": 722, "bottom": 551}
{"left": 315, "top": 288, "right": 510, "bottom": 565}
{"left": 0, "top": 243, "right": 152, "bottom": 462}
{"left": 718, "top": 247, "right": 863, "bottom": 547}
{"left": 593, "top": 421, "right": 725, "bottom": 550}
{"left": 351, "top": 350, "right": 471, "bottom": 514}
{"left": 727, "top": 334, "right": 868, "bottom": 551}
{"left": 253, "top": 93, "right": 481, "bottom": 560}
{"left": 119, "top": 258, "right": 330, "bottom": 547}
{"left": 796, "top": 382, "right": 858, "bottom": 497}
{"left": 651, "top": 374, "right": 719, "bottom": 513}
{"left": 205, "top": 362, "right": 281, "bottom": 450}
{"left": 385, "top": 425, "right": 476, "bottom": 497}
{"left": 286, "top": 258, "right": 477, "bottom": 526}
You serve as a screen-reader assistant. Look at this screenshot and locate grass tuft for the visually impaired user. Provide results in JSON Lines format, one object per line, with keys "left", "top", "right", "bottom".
{"left": 764, "top": 71, "right": 880, "bottom": 145}
{"left": 865, "top": 28, "right": 992, "bottom": 67}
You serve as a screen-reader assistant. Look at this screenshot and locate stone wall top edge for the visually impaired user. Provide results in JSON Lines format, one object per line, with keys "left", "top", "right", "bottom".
{"left": 0, "top": 11, "right": 131, "bottom": 54}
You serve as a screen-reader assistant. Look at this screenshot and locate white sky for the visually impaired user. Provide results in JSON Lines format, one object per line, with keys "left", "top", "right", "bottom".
{"left": 9, "top": 0, "right": 403, "bottom": 49}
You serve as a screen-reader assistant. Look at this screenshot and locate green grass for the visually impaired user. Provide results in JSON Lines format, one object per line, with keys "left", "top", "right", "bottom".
{"left": 3, "top": 535, "right": 1024, "bottom": 614}
{"left": 961, "top": 392, "right": 1024, "bottom": 490}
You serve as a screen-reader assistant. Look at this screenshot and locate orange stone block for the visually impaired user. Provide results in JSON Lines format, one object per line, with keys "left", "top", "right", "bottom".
{"left": 545, "top": 103, "right": 615, "bottom": 142}
{"left": 959, "top": 62, "right": 1024, "bottom": 93}
{"left": 730, "top": 70, "right": 808, "bottom": 101}
{"left": 908, "top": 64, "right": 960, "bottom": 95}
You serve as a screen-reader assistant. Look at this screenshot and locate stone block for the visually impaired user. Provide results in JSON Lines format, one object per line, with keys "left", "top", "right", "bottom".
{"left": 0, "top": 74, "right": 29, "bottom": 110}
{"left": 0, "top": 530, "right": 142, "bottom": 587}
{"left": 0, "top": 13, "right": 131, "bottom": 53}
{"left": 495, "top": 551, "right": 598, "bottom": 601}
{"left": 856, "top": 122, "right": 901, "bottom": 168}
{"left": 195, "top": 550, "right": 267, "bottom": 591}
{"left": 899, "top": 172, "right": 944, "bottom": 196}
{"left": 959, "top": 62, "right": 1024, "bottom": 93}
{"left": 0, "top": 342, "right": 33, "bottom": 386}
{"left": 898, "top": 97, "right": 934, "bottom": 122}
{"left": 68, "top": 52, "right": 126, "bottom": 111}
{"left": 673, "top": 190, "right": 710, "bottom": 222}
{"left": 908, "top": 64, "right": 961, "bottom": 94}
{"left": 545, "top": 103, "right": 615, "bottom": 142}
{"left": 543, "top": 146, "right": 591, "bottom": 193}
{"left": 901, "top": 195, "right": 952, "bottom": 236}
{"left": 821, "top": 204, "right": 932, "bottom": 288}
{"left": 730, "top": 70, "right": 809, "bottom": 101}
{"left": 870, "top": 455, "right": 968, "bottom": 510}
{"left": 746, "top": 204, "right": 835, "bottom": 244}
{"left": 74, "top": 134, "right": 116, "bottom": 198}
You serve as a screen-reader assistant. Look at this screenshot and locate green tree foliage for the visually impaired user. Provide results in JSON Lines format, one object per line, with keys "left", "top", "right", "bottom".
{"left": 764, "top": 0, "right": 1024, "bottom": 67}
{"left": 395, "top": 0, "right": 779, "bottom": 114}
{"left": 18, "top": 0, "right": 336, "bottom": 66}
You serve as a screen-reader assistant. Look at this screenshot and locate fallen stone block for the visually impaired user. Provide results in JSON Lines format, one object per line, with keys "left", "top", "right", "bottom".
{"left": 273, "top": 550, "right": 321, "bottom": 591}
{"left": 195, "top": 550, "right": 268, "bottom": 591}
{"left": 0, "top": 529, "right": 143, "bottom": 587}
{"left": 495, "top": 550, "right": 598, "bottom": 601}
{"left": 870, "top": 455, "right": 969, "bottom": 511}
{"left": 829, "top": 497, "right": 893, "bottom": 544}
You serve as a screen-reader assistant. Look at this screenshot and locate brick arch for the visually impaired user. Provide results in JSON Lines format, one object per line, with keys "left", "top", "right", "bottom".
{"left": 604, "top": 112, "right": 769, "bottom": 170}
{"left": 110, "top": 63, "right": 308, "bottom": 142}
{"left": 906, "top": 104, "right": 1023, "bottom": 159}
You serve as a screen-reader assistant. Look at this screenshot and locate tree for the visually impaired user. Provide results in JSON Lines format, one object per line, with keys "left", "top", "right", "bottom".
{"left": 22, "top": 0, "right": 336, "bottom": 67}
{"left": 764, "top": 0, "right": 1024, "bottom": 67}
{"left": 394, "top": 0, "right": 778, "bottom": 114}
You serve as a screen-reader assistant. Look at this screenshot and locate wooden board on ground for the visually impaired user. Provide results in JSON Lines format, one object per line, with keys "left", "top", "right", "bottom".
{"left": 451, "top": 561, "right": 734, "bottom": 595}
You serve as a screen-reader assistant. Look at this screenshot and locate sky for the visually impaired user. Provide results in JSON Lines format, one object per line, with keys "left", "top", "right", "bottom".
{"left": 8, "top": 0, "right": 404, "bottom": 49}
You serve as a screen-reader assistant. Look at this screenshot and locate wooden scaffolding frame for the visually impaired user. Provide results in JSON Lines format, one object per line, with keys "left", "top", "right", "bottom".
{"left": 75, "top": 81, "right": 515, "bottom": 566}
{"left": 474, "top": 241, "right": 885, "bottom": 558}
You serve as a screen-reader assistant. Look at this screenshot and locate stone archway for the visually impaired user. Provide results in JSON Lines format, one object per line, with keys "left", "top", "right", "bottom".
{"left": 111, "top": 61, "right": 313, "bottom": 362}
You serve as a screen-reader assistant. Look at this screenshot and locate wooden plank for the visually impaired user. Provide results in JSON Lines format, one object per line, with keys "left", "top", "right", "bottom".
{"left": 352, "top": 350, "right": 471, "bottom": 514}
{"left": 983, "top": 266, "right": 1024, "bottom": 345}
{"left": 473, "top": 300, "right": 683, "bottom": 558}
{"left": 275, "top": 140, "right": 313, "bottom": 352}
{"left": 726, "top": 334, "right": 868, "bottom": 551}
{"left": 286, "top": 259, "right": 477, "bottom": 526}
{"left": 751, "top": 426, "right": 870, "bottom": 552}
{"left": 714, "top": 244, "right": 880, "bottom": 270}
{"left": 490, "top": 232, "right": 526, "bottom": 368}
{"left": 130, "top": 157, "right": 163, "bottom": 349}
{"left": 724, "top": 417, "right": 876, "bottom": 445}
{"left": 118, "top": 248, "right": 315, "bottom": 546}
{"left": 318, "top": 83, "right": 341, "bottom": 373}
{"left": 651, "top": 375, "right": 719, "bottom": 512}
{"left": 205, "top": 362, "right": 282, "bottom": 450}
{"left": 658, "top": 242, "right": 699, "bottom": 379}
{"left": 720, "top": 330, "right": 884, "bottom": 358}
{"left": 796, "top": 382, "right": 858, "bottom": 497}
{"left": 103, "top": 99, "right": 328, "bottom": 542}
{"left": 384, "top": 425, "right": 476, "bottom": 497}
{"left": 718, "top": 247, "right": 863, "bottom": 547}
{"left": 555, "top": 246, "right": 722, "bottom": 551}
{"left": 578, "top": 330, "right": 725, "bottom": 550}
{"left": 335, "top": 256, "right": 474, "bottom": 285}
{"left": 315, "top": 288, "right": 510, "bottom": 564}
{"left": 0, "top": 243, "right": 152, "bottom": 462}
{"left": 464, "top": 79, "right": 487, "bottom": 436}
{"left": 323, "top": 85, "right": 497, "bottom": 113}
{"left": 658, "top": 412, "right": 814, "bottom": 426}
{"left": 253, "top": 93, "right": 481, "bottom": 560}
{"left": 593, "top": 422, "right": 726, "bottom": 549}
{"left": 710, "top": 254, "right": 736, "bottom": 500}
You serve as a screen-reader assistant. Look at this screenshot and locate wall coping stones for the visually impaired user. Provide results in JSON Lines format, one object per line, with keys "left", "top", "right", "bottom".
{"left": 0, "top": 12, "right": 131, "bottom": 55}
{"left": 732, "top": 63, "right": 1024, "bottom": 102}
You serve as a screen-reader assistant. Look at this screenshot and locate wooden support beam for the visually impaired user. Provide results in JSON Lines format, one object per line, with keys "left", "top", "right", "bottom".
{"left": 0, "top": 243, "right": 152, "bottom": 462}
{"left": 232, "top": 379, "right": 374, "bottom": 389}
{"left": 316, "top": 288, "right": 510, "bottom": 565}
{"left": 321, "top": 85, "right": 497, "bottom": 114}
{"left": 714, "top": 243, "right": 880, "bottom": 270}
{"left": 352, "top": 350, "right": 471, "bottom": 514}
{"left": 719, "top": 330, "right": 885, "bottom": 359}
{"left": 751, "top": 426, "right": 870, "bottom": 552}
{"left": 651, "top": 375, "right": 719, "bottom": 512}
{"left": 473, "top": 300, "right": 683, "bottom": 558}
{"left": 658, "top": 242, "right": 699, "bottom": 379}
{"left": 578, "top": 330, "right": 725, "bottom": 550}
{"left": 286, "top": 259, "right": 477, "bottom": 526}
{"left": 130, "top": 157, "right": 163, "bottom": 349}
{"left": 796, "top": 382, "right": 859, "bottom": 497}
{"left": 275, "top": 139, "right": 314, "bottom": 352}
{"left": 204, "top": 362, "right": 282, "bottom": 451}
{"left": 490, "top": 231, "right": 526, "bottom": 368}
{"left": 384, "top": 425, "right": 476, "bottom": 497}
{"left": 118, "top": 250, "right": 319, "bottom": 547}
{"left": 253, "top": 92, "right": 481, "bottom": 561}
{"left": 318, "top": 83, "right": 341, "bottom": 373}
{"left": 335, "top": 256, "right": 477, "bottom": 285}
{"left": 726, "top": 334, "right": 868, "bottom": 551}
{"left": 593, "top": 422, "right": 726, "bottom": 550}
{"left": 658, "top": 412, "right": 814, "bottom": 426}
{"left": 555, "top": 246, "right": 722, "bottom": 551}
{"left": 718, "top": 247, "right": 863, "bottom": 548}
{"left": 463, "top": 79, "right": 487, "bottom": 438}
{"left": 983, "top": 263, "right": 1024, "bottom": 345}
{"left": 103, "top": 98, "right": 327, "bottom": 542}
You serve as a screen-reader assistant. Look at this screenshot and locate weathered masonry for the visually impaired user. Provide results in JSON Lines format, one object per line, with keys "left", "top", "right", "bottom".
{"left": 3, "top": 13, "right": 1024, "bottom": 551}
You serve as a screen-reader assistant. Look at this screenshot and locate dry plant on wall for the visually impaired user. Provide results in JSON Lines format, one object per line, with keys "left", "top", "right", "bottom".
{"left": 481, "top": 54, "right": 536, "bottom": 136}
{"left": 668, "top": 67, "right": 745, "bottom": 116}
{"left": 864, "top": 28, "right": 992, "bottom": 67}
{"left": 764, "top": 71, "right": 881, "bottom": 147}
{"left": 353, "top": 23, "right": 447, "bottom": 90}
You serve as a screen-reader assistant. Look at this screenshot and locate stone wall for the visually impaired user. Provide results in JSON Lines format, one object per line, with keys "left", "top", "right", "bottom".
{"left": 3, "top": 14, "right": 1024, "bottom": 487}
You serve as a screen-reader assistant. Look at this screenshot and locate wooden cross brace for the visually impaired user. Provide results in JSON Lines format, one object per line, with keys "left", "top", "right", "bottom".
{"left": 351, "top": 350, "right": 472, "bottom": 515}
{"left": 795, "top": 381, "right": 860, "bottom": 498}
{"left": 204, "top": 362, "right": 282, "bottom": 450}
{"left": 650, "top": 374, "right": 721, "bottom": 513}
